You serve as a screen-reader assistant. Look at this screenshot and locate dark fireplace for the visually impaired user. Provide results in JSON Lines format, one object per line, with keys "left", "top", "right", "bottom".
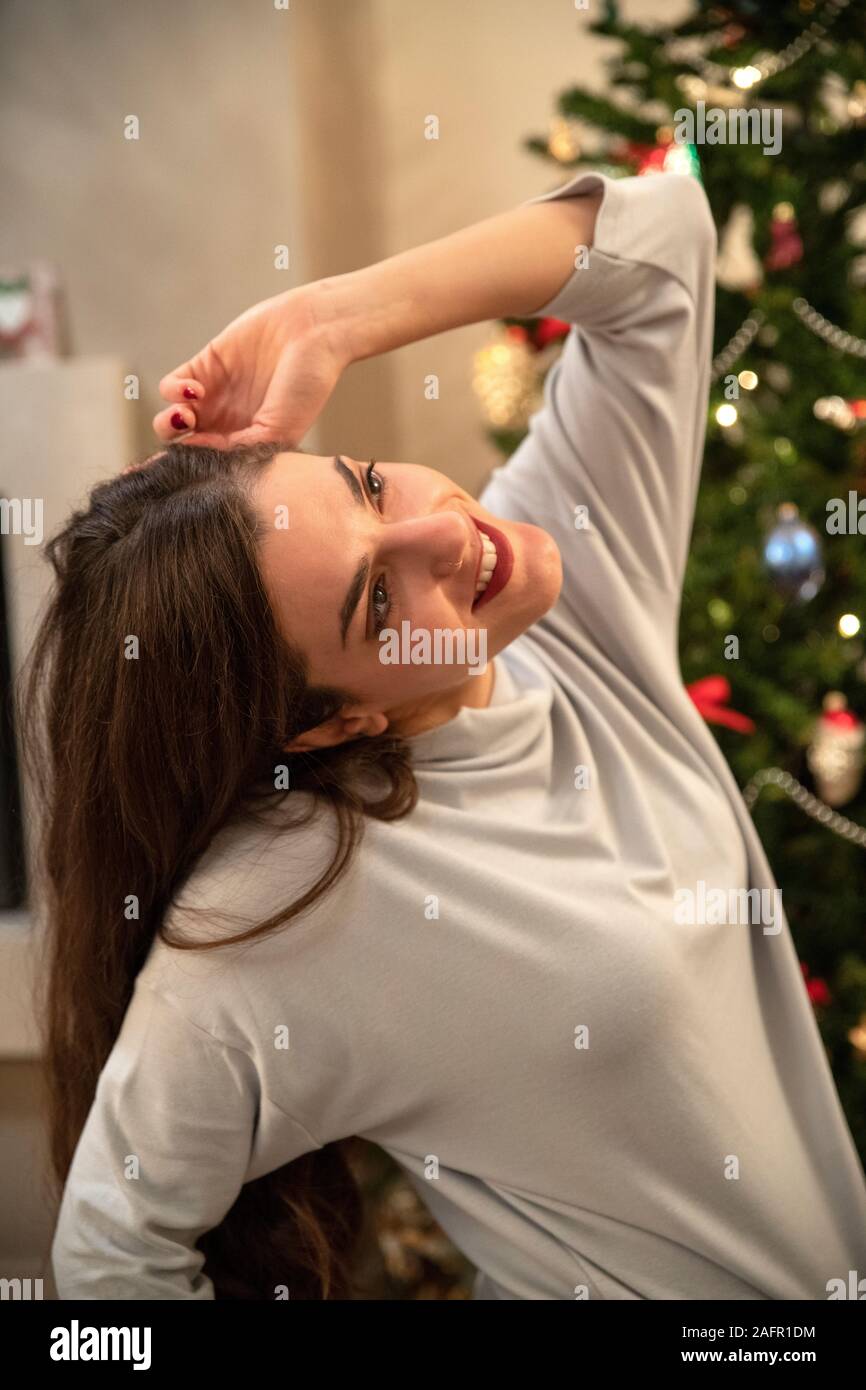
{"left": 0, "top": 529, "right": 26, "bottom": 909}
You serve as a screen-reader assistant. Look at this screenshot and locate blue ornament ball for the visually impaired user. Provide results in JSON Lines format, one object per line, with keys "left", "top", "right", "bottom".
{"left": 762, "top": 503, "right": 825, "bottom": 602}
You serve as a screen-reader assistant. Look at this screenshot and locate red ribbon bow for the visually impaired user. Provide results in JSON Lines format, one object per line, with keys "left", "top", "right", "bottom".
{"left": 686, "top": 675, "right": 755, "bottom": 734}
{"left": 801, "top": 962, "right": 832, "bottom": 1008}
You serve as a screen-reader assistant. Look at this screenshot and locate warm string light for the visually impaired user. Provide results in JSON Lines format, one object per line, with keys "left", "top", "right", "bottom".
{"left": 731, "top": 65, "right": 762, "bottom": 91}
{"left": 813, "top": 396, "right": 866, "bottom": 430}
{"left": 546, "top": 116, "right": 582, "bottom": 164}
{"left": 472, "top": 331, "right": 541, "bottom": 431}
{"left": 668, "top": 0, "right": 851, "bottom": 95}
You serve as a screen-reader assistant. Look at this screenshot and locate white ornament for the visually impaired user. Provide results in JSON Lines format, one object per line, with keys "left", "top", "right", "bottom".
{"left": 716, "top": 204, "right": 764, "bottom": 293}
{"left": 806, "top": 693, "right": 865, "bottom": 808}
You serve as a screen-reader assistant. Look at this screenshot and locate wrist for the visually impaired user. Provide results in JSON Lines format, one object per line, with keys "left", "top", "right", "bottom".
{"left": 307, "top": 267, "right": 417, "bottom": 367}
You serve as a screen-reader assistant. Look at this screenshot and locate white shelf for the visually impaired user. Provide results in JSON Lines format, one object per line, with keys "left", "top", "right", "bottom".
{"left": 0, "top": 355, "right": 132, "bottom": 1056}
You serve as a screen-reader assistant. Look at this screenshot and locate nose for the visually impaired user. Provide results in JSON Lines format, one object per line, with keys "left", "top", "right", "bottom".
{"left": 377, "top": 509, "right": 473, "bottom": 581}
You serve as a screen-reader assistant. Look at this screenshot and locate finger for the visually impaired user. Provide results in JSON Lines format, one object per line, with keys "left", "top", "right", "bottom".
{"left": 148, "top": 414, "right": 236, "bottom": 450}
{"left": 158, "top": 374, "right": 206, "bottom": 405}
{"left": 157, "top": 363, "right": 198, "bottom": 398}
{"left": 152, "top": 404, "right": 197, "bottom": 442}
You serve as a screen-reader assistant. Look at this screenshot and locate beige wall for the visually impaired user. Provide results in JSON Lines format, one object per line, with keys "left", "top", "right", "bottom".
{"left": 0, "top": 0, "right": 315, "bottom": 459}
{"left": 0, "top": 0, "right": 679, "bottom": 486}
{"left": 294, "top": 0, "right": 637, "bottom": 494}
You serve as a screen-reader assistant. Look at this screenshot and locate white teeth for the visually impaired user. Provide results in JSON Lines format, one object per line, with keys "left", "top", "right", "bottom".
{"left": 475, "top": 532, "right": 498, "bottom": 595}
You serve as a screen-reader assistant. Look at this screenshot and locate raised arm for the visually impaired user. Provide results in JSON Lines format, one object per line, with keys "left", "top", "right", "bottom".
{"left": 153, "top": 187, "right": 602, "bottom": 448}
{"left": 154, "top": 167, "right": 711, "bottom": 514}
{"left": 311, "top": 187, "right": 605, "bottom": 362}
{"left": 479, "top": 169, "right": 719, "bottom": 657}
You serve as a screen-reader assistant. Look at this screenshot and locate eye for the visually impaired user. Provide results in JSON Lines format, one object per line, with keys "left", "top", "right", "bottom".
{"left": 371, "top": 577, "right": 391, "bottom": 635}
{"left": 364, "top": 460, "right": 391, "bottom": 636}
{"left": 365, "top": 459, "right": 387, "bottom": 508}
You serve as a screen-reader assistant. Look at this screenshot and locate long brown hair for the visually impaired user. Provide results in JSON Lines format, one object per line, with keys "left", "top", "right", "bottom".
{"left": 19, "top": 441, "right": 419, "bottom": 1298}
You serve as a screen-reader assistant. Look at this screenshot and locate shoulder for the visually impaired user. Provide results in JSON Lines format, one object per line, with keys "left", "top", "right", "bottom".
{"left": 137, "top": 792, "right": 354, "bottom": 1009}
{"left": 665, "top": 174, "right": 717, "bottom": 267}
{"left": 594, "top": 172, "right": 716, "bottom": 301}
{"left": 172, "top": 794, "right": 341, "bottom": 936}
{"left": 131, "top": 795, "right": 382, "bottom": 1144}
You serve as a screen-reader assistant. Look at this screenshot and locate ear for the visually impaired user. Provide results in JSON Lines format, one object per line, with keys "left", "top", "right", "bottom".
{"left": 284, "top": 708, "right": 389, "bottom": 754}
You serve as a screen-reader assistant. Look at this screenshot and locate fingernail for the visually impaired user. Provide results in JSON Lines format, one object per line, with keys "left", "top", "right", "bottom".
{"left": 182, "top": 387, "right": 198, "bottom": 399}
{"left": 171, "top": 412, "right": 188, "bottom": 430}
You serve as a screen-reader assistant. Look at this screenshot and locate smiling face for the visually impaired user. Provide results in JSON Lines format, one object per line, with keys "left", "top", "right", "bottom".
{"left": 254, "top": 451, "right": 562, "bottom": 744}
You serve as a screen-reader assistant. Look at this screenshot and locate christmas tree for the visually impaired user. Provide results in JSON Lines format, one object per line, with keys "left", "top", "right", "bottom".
{"left": 474, "top": 0, "right": 866, "bottom": 1162}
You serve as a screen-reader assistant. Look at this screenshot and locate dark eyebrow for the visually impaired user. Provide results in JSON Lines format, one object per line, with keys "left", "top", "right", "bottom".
{"left": 334, "top": 456, "right": 370, "bottom": 647}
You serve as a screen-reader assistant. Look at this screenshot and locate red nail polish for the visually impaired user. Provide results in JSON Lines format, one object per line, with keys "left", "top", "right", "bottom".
{"left": 182, "top": 387, "right": 198, "bottom": 399}
{"left": 171, "top": 412, "right": 187, "bottom": 430}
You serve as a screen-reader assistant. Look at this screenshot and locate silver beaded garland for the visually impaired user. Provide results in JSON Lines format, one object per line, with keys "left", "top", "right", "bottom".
{"left": 742, "top": 766, "right": 866, "bottom": 848}
{"left": 791, "top": 297, "right": 866, "bottom": 358}
{"left": 711, "top": 311, "right": 766, "bottom": 382}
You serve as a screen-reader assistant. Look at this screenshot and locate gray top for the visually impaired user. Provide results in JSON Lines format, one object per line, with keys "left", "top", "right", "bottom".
{"left": 52, "top": 168, "right": 866, "bottom": 1301}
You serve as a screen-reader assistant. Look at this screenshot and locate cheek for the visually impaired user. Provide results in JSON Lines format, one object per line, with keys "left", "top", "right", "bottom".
{"left": 399, "top": 583, "right": 460, "bottom": 632}
{"left": 536, "top": 529, "right": 564, "bottom": 599}
{"left": 516, "top": 524, "right": 562, "bottom": 603}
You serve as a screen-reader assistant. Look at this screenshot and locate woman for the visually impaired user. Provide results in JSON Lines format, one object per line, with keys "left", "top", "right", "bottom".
{"left": 33, "top": 167, "right": 866, "bottom": 1300}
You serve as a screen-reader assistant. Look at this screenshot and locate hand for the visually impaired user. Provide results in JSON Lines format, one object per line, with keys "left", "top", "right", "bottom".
{"left": 152, "top": 285, "right": 347, "bottom": 449}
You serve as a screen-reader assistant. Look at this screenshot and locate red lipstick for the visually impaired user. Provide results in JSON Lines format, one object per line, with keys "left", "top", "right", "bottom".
{"left": 470, "top": 517, "right": 514, "bottom": 611}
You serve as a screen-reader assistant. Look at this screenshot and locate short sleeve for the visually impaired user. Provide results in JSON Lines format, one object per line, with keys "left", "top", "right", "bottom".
{"left": 524, "top": 167, "right": 717, "bottom": 331}
{"left": 480, "top": 169, "right": 717, "bottom": 656}
{"left": 50, "top": 980, "right": 319, "bottom": 1300}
